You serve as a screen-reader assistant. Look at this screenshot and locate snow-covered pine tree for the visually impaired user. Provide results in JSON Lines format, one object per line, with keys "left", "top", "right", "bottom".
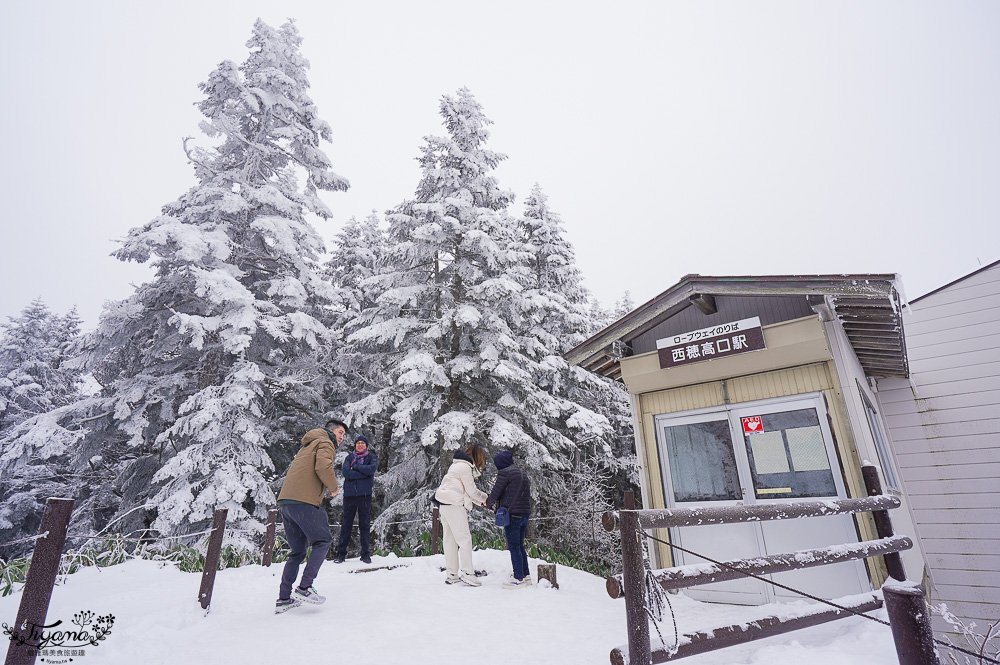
{"left": 513, "top": 185, "right": 635, "bottom": 566}
{"left": 323, "top": 212, "right": 389, "bottom": 435}
{"left": 614, "top": 290, "right": 636, "bottom": 320}
{"left": 343, "top": 91, "right": 633, "bottom": 553}
{"left": 344, "top": 88, "right": 545, "bottom": 538}
{"left": 588, "top": 298, "right": 613, "bottom": 331}
{"left": 0, "top": 298, "right": 82, "bottom": 433}
{"left": 113, "top": 19, "right": 350, "bottom": 542}
{"left": 518, "top": 184, "right": 591, "bottom": 342}
{"left": 0, "top": 299, "right": 86, "bottom": 557}
{"left": 0, "top": 19, "right": 349, "bottom": 550}
{"left": 326, "top": 212, "right": 386, "bottom": 320}
{"left": 513, "top": 184, "right": 617, "bottom": 466}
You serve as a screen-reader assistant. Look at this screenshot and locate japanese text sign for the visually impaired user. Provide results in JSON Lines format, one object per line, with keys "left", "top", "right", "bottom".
{"left": 656, "top": 316, "right": 767, "bottom": 370}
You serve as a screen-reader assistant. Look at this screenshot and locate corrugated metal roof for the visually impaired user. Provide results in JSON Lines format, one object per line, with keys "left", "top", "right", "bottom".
{"left": 566, "top": 274, "right": 908, "bottom": 381}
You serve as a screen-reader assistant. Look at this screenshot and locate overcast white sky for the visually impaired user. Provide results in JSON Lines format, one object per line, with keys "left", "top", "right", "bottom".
{"left": 2, "top": 1, "right": 998, "bottom": 328}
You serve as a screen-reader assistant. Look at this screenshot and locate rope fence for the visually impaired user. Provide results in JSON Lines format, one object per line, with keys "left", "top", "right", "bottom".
{"left": 6, "top": 487, "right": 990, "bottom": 665}
{"left": 62, "top": 527, "right": 219, "bottom": 542}
{"left": 2, "top": 506, "right": 611, "bottom": 553}
{"left": 602, "top": 468, "right": 991, "bottom": 665}
{"left": 640, "top": 530, "right": 1000, "bottom": 665}
{"left": 0, "top": 532, "right": 49, "bottom": 549}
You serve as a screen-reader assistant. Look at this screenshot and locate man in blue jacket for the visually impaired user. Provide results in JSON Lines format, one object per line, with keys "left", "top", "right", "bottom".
{"left": 334, "top": 434, "right": 377, "bottom": 564}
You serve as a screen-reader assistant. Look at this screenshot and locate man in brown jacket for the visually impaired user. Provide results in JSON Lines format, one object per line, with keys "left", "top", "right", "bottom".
{"left": 274, "top": 418, "right": 345, "bottom": 613}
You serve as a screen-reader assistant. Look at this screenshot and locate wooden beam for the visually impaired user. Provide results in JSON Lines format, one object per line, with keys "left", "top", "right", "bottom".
{"left": 609, "top": 596, "right": 884, "bottom": 664}
{"left": 689, "top": 293, "right": 717, "bottom": 315}
{"left": 601, "top": 496, "right": 900, "bottom": 532}
{"left": 606, "top": 536, "right": 911, "bottom": 597}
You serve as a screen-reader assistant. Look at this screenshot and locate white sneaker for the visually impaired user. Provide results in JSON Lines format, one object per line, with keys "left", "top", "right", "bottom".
{"left": 275, "top": 597, "right": 303, "bottom": 613}
{"left": 445, "top": 574, "right": 462, "bottom": 585}
{"left": 459, "top": 572, "right": 482, "bottom": 587}
{"left": 294, "top": 586, "right": 326, "bottom": 604}
{"left": 502, "top": 576, "right": 528, "bottom": 589}
{"left": 523, "top": 574, "right": 533, "bottom": 586}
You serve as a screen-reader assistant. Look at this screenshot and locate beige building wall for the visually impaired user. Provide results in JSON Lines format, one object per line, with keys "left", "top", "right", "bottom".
{"left": 622, "top": 316, "right": 886, "bottom": 584}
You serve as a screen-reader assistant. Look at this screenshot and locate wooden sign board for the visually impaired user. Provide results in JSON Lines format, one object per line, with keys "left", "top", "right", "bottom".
{"left": 656, "top": 316, "right": 766, "bottom": 369}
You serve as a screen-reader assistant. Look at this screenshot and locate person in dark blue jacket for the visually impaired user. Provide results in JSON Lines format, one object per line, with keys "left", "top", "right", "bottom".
{"left": 334, "top": 435, "right": 377, "bottom": 564}
{"left": 485, "top": 450, "right": 532, "bottom": 589}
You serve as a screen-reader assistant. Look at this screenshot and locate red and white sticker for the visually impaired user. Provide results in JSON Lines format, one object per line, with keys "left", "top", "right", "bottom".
{"left": 742, "top": 416, "right": 763, "bottom": 434}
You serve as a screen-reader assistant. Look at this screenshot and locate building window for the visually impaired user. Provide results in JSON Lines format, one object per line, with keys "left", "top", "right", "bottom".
{"left": 859, "top": 388, "right": 900, "bottom": 492}
{"left": 661, "top": 419, "right": 742, "bottom": 502}
{"left": 742, "top": 408, "right": 838, "bottom": 499}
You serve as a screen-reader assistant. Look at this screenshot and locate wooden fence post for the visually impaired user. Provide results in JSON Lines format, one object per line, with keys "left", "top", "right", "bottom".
{"left": 883, "top": 582, "right": 941, "bottom": 665}
{"left": 619, "top": 507, "right": 651, "bottom": 665}
{"left": 5, "top": 497, "right": 74, "bottom": 665}
{"left": 537, "top": 563, "right": 558, "bottom": 589}
{"left": 432, "top": 507, "right": 440, "bottom": 556}
{"left": 861, "top": 464, "right": 906, "bottom": 581}
{"left": 197, "top": 508, "right": 228, "bottom": 610}
{"left": 263, "top": 509, "right": 279, "bottom": 567}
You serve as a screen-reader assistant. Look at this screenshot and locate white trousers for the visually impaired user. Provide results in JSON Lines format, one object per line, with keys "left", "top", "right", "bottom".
{"left": 439, "top": 503, "right": 474, "bottom": 576}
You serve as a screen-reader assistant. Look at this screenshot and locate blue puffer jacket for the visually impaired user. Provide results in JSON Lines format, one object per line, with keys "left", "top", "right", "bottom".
{"left": 342, "top": 451, "right": 377, "bottom": 497}
{"left": 486, "top": 463, "right": 531, "bottom": 516}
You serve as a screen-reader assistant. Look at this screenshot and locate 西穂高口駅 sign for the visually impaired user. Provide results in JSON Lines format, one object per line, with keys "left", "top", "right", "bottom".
{"left": 656, "top": 317, "right": 766, "bottom": 369}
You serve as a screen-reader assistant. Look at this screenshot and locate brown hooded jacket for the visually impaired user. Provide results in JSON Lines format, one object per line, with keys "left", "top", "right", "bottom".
{"left": 276, "top": 428, "right": 340, "bottom": 506}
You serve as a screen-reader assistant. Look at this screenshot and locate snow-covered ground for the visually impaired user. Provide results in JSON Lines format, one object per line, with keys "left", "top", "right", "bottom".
{"left": 1, "top": 549, "right": 902, "bottom": 664}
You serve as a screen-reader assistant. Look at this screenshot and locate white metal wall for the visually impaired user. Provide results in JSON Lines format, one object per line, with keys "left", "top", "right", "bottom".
{"left": 876, "top": 263, "right": 1000, "bottom": 636}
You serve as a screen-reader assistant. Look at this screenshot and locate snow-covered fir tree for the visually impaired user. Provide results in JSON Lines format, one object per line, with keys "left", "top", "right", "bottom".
{"left": 0, "top": 299, "right": 86, "bottom": 557}
{"left": 518, "top": 184, "right": 592, "bottom": 343}
{"left": 513, "top": 185, "right": 636, "bottom": 565}
{"left": 614, "top": 290, "right": 636, "bottom": 320}
{"left": 111, "top": 19, "right": 349, "bottom": 540}
{"left": 322, "top": 212, "right": 389, "bottom": 436}
{"left": 517, "top": 184, "right": 635, "bottom": 457}
{"left": 343, "top": 88, "right": 518, "bottom": 537}
{"left": 326, "top": 211, "right": 386, "bottom": 320}
{"left": 343, "top": 90, "right": 629, "bottom": 551}
{"left": 0, "top": 298, "right": 82, "bottom": 433}
{"left": 0, "top": 19, "right": 349, "bottom": 551}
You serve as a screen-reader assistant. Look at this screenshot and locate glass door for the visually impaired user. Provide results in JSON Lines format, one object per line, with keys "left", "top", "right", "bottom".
{"left": 740, "top": 406, "right": 838, "bottom": 501}
{"left": 731, "top": 396, "right": 870, "bottom": 602}
{"left": 656, "top": 394, "right": 870, "bottom": 605}
{"left": 656, "top": 410, "right": 768, "bottom": 605}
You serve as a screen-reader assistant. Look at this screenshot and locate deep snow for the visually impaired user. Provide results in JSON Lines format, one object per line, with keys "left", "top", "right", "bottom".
{"left": 1, "top": 549, "right": 902, "bottom": 664}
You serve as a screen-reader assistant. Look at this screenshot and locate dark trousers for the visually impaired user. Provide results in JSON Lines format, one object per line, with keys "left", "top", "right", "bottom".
{"left": 279, "top": 503, "right": 332, "bottom": 600}
{"left": 337, "top": 494, "right": 372, "bottom": 558}
{"left": 504, "top": 512, "right": 530, "bottom": 580}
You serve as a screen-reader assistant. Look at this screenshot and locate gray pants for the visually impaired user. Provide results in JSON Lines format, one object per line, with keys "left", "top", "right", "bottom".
{"left": 278, "top": 503, "right": 332, "bottom": 600}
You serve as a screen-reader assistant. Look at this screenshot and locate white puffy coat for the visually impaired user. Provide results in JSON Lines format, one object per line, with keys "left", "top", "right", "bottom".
{"left": 435, "top": 458, "right": 488, "bottom": 511}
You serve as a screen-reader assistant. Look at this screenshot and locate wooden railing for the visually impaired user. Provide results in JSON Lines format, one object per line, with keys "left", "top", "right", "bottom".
{"left": 603, "top": 465, "right": 938, "bottom": 665}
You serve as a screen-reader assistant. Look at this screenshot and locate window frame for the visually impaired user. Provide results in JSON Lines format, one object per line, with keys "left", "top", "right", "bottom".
{"left": 857, "top": 382, "right": 901, "bottom": 492}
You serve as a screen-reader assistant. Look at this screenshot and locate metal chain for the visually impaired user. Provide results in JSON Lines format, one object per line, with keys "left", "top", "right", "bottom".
{"left": 641, "top": 530, "right": 1000, "bottom": 665}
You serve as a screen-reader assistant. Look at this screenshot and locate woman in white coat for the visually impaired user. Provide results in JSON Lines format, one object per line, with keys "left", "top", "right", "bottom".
{"left": 434, "top": 444, "right": 489, "bottom": 586}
